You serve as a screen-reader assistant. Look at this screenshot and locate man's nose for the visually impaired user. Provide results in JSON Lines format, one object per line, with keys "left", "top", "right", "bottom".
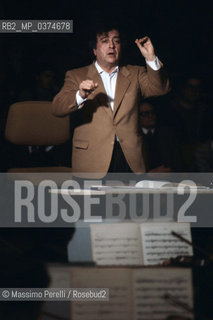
{"left": 109, "top": 39, "right": 115, "bottom": 48}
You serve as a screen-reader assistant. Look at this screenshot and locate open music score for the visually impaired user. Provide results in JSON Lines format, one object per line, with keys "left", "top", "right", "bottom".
{"left": 70, "top": 267, "right": 193, "bottom": 320}
{"left": 90, "top": 222, "right": 193, "bottom": 266}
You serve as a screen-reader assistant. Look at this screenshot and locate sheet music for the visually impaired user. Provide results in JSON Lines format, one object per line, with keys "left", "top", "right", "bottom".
{"left": 90, "top": 223, "right": 143, "bottom": 265}
{"left": 132, "top": 268, "right": 193, "bottom": 320}
{"left": 48, "top": 265, "right": 71, "bottom": 288}
{"left": 71, "top": 267, "right": 132, "bottom": 320}
{"left": 140, "top": 223, "right": 193, "bottom": 265}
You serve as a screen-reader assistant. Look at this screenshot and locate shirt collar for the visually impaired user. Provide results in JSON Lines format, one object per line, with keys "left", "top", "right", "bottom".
{"left": 95, "top": 61, "right": 119, "bottom": 75}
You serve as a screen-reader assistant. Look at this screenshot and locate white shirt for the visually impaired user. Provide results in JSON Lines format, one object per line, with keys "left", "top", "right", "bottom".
{"left": 76, "top": 57, "right": 161, "bottom": 107}
{"left": 94, "top": 61, "right": 118, "bottom": 110}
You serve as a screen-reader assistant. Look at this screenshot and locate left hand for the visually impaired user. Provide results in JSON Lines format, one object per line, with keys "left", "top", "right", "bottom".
{"left": 135, "top": 36, "right": 156, "bottom": 61}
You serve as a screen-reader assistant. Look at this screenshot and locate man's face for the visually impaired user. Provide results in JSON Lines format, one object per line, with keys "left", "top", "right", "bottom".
{"left": 93, "top": 29, "right": 121, "bottom": 70}
{"left": 139, "top": 103, "right": 156, "bottom": 129}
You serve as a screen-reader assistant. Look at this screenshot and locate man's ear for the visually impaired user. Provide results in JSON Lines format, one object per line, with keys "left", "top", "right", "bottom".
{"left": 93, "top": 48, "right": 97, "bottom": 57}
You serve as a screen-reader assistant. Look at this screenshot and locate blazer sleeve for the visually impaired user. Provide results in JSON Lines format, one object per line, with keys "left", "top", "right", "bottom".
{"left": 138, "top": 62, "right": 170, "bottom": 98}
{"left": 52, "top": 70, "right": 80, "bottom": 117}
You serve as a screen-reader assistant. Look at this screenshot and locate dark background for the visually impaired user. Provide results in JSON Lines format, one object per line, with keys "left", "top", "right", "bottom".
{"left": 0, "top": 0, "right": 212, "bottom": 94}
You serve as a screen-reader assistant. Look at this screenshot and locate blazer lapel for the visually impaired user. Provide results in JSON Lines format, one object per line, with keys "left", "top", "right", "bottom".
{"left": 86, "top": 63, "right": 113, "bottom": 119}
{"left": 113, "top": 66, "right": 131, "bottom": 117}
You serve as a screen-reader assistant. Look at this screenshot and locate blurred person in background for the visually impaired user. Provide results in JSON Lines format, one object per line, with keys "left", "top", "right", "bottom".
{"left": 139, "top": 98, "right": 182, "bottom": 172}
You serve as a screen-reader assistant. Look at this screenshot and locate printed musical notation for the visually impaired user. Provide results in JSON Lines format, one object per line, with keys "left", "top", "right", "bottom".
{"left": 71, "top": 267, "right": 132, "bottom": 320}
{"left": 140, "top": 223, "right": 193, "bottom": 265}
{"left": 133, "top": 268, "right": 193, "bottom": 320}
{"left": 70, "top": 267, "right": 193, "bottom": 320}
{"left": 90, "top": 223, "right": 143, "bottom": 265}
{"left": 90, "top": 222, "right": 193, "bottom": 266}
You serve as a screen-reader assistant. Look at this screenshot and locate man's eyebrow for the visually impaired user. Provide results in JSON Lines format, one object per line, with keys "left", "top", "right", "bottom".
{"left": 99, "top": 35, "right": 109, "bottom": 40}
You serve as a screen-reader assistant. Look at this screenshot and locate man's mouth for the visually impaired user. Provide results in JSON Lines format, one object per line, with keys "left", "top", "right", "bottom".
{"left": 108, "top": 52, "right": 116, "bottom": 56}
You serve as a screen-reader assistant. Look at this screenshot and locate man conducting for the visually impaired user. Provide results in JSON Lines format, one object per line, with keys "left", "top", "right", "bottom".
{"left": 52, "top": 25, "right": 169, "bottom": 177}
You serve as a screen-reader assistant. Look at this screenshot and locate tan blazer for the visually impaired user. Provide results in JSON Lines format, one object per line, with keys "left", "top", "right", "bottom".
{"left": 52, "top": 62, "right": 169, "bottom": 177}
